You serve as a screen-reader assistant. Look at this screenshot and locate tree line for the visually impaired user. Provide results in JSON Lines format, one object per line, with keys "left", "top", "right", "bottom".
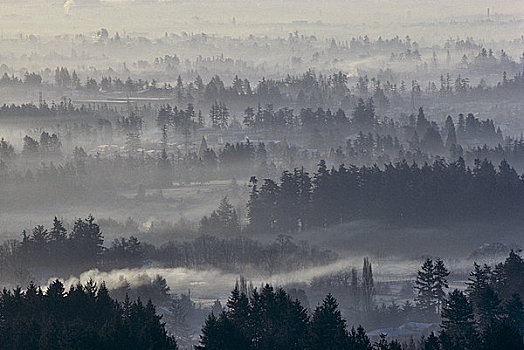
{"left": 0, "top": 279, "right": 177, "bottom": 350}
{"left": 421, "top": 250, "right": 524, "bottom": 350}
{"left": 196, "top": 251, "right": 524, "bottom": 350}
{"left": 0, "top": 215, "right": 337, "bottom": 285}
{"left": 196, "top": 284, "right": 384, "bottom": 350}
{"left": 247, "top": 157, "right": 524, "bottom": 231}
{"left": 149, "top": 231, "right": 336, "bottom": 275}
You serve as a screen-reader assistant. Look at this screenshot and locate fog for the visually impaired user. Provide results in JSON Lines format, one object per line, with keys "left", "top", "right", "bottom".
{"left": 55, "top": 252, "right": 509, "bottom": 302}
{"left": 2, "top": 1, "right": 523, "bottom": 40}
{"left": 0, "top": 0, "right": 523, "bottom": 348}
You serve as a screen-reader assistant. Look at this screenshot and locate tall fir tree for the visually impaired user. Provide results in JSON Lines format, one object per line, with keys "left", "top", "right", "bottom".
{"left": 415, "top": 258, "right": 436, "bottom": 314}
{"left": 433, "top": 258, "right": 450, "bottom": 313}
{"left": 308, "top": 294, "right": 348, "bottom": 350}
{"left": 440, "top": 290, "right": 477, "bottom": 350}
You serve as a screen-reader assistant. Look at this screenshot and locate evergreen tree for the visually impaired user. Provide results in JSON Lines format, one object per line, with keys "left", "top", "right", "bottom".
{"left": 433, "top": 258, "right": 450, "bottom": 313}
{"left": 416, "top": 107, "right": 430, "bottom": 135}
{"left": 495, "top": 250, "right": 524, "bottom": 299}
{"left": 374, "top": 334, "right": 389, "bottom": 350}
{"left": 415, "top": 258, "right": 436, "bottom": 314}
{"left": 49, "top": 217, "right": 67, "bottom": 242}
{"left": 0, "top": 281, "right": 177, "bottom": 350}
{"left": 200, "top": 196, "right": 241, "bottom": 235}
{"left": 275, "top": 170, "right": 300, "bottom": 232}
{"left": 362, "top": 257, "right": 375, "bottom": 312}
{"left": 480, "top": 319, "right": 524, "bottom": 350}
{"left": 475, "top": 285, "right": 501, "bottom": 331}
{"left": 244, "top": 107, "right": 255, "bottom": 128}
{"left": 348, "top": 326, "right": 372, "bottom": 350}
{"left": 440, "top": 290, "right": 477, "bottom": 350}
{"left": 157, "top": 148, "right": 172, "bottom": 187}
{"left": 226, "top": 284, "right": 250, "bottom": 333}
{"left": 308, "top": 294, "right": 348, "bottom": 350}
{"left": 351, "top": 98, "right": 375, "bottom": 129}
{"left": 420, "top": 127, "right": 444, "bottom": 154}
{"left": 69, "top": 215, "right": 104, "bottom": 271}
{"left": 445, "top": 115, "right": 457, "bottom": 149}
{"left": 209, "top": 101, "right": 221, "bottom": 129}
{"left": 422, "top": 332, "right": 440, "bottom": 350}
{"left": 503, "top": 293, "right": 524, "bottom": 334}
{"left": 311, "top": 160, "right": 334, "bottom": 227}
{"left": 466, "top": 263, "right": 493, "bottom": 323}
{"left": 196, "top": 313, "right": 232, "bottom": 350}
{"left": 218, "top": 102, "right": 230, "bottom": 129}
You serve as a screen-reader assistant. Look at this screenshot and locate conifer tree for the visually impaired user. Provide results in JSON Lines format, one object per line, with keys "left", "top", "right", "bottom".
{"left": 445, "top": 115, "right": 457, "bottom": 149}
{"left": 308, "top": 294, "right": 348, "bottom": 350}
{"left": 433, "top": 258, "right": 450, "bottom": 313}
{"left": 440, "top": 290, "right": 477, "bottom": 349}
{"left": 195, "top": 313, "right": 227, "bottom": 350}
{"left": 422, "top": 332, "right": 440, "bottom": 350}
{"left": 504, "top": 293, "right": 524, "bottom": 334}
{"left": 475, "top": 285, "right": 501, "bottom": 331}
{"left": 415, "top": 258, "right": 436, "bottom": 314}
{"left": 362, "top": 257, "right": 375, "bottom": 312}
{"left": 226, "top": 285, "right": 250, "bottom": 332}
{"left": 480, "top": 319, "right": 524, "bottom": 350}
{"left": 49, "top": 217, "right": 67, "bottom": 242}
{"left": 348, "top": 326, "right": 372, "bottom": 350}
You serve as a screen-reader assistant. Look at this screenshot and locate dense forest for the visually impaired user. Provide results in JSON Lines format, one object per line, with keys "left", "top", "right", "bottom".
{"left": 1, "top": 249, "right": 523, "bottom": 349}
{"left": 0, "top": 280, "right": 177, "bottom": 350}
{"left": 246, "top": 158, "right": 524, "bottom": 229}
{"left": 194, "top": 251, "right": 524, "bottom": 350}
{"left": 0, "top": 1, "right": 523, "bottom": 347}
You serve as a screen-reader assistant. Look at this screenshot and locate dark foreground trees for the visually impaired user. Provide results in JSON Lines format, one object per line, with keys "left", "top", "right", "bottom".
{"left": 422, "top": 250, "right": 524, "bottom": 350}
{"left": 198, "top": 252, "right": 524, "bottom": 350}
{"left": 197, "top": 285, "right": 394, "bottom": 350}
{"left": 0, "top": 280, "right": 177, "bottom": 350}
{"left": 436, "top": 288, "right": 524, "bottom": 350}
